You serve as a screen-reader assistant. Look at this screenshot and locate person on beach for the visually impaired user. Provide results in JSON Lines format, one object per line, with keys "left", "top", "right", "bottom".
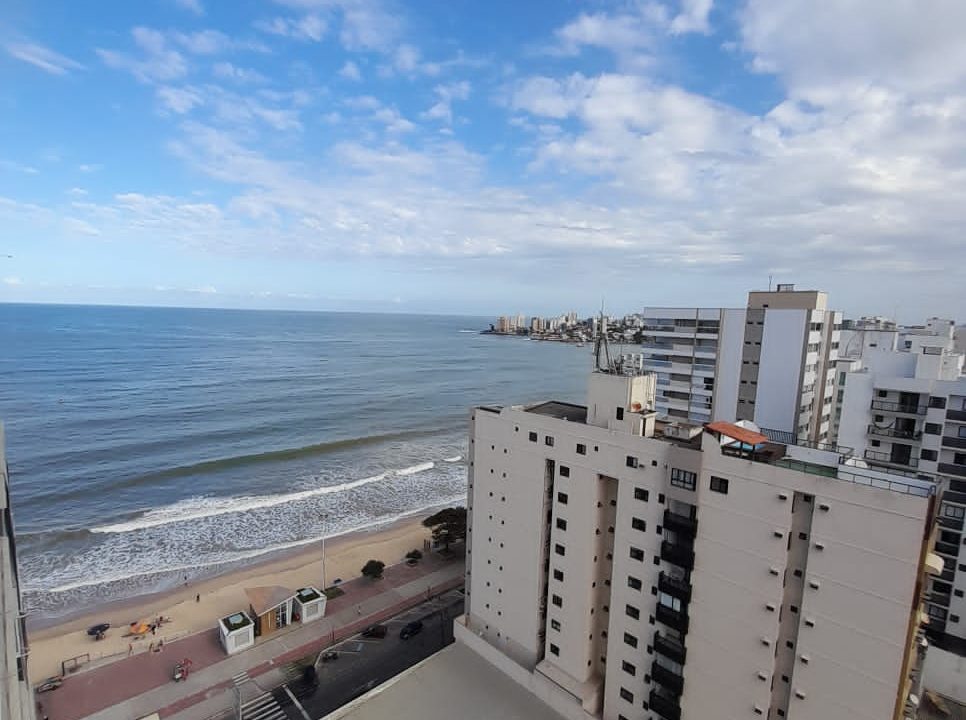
{"left": 158, "top": 638, "right": 164, "bottom": 652}
{"left": 150, "top": 623, "right": 156, "bottom": 635}
{"left": 196, "top": 593, "right": 200, "bottom": 603}
{"left": 128, "top": 643, "right": 133, "bottom": 656}
{"left": 148, "top": 641, "right": 155, "bottom": 653}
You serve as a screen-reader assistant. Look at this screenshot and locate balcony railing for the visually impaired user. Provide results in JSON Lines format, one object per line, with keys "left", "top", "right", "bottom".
{"left": 649, "top": 690, "right": 681, "bottom": 720}
{"left": 930, "top": 591, "right": 953, "bottom": 607}
{"left": 656, "top": 603, "right": 689, "bottom": 633}
{"left": 867, "top": 425, "right": 922, "bottom": 441}
{"left": 939, "top": 463, "right": 966, "bottom": 478}
{"left": 938, "top": 514, "right": 965, "bottom": 531}
{"left": 651, "top": 662, "right": 684, "bottom": 695}
{"left": 660, "top": 540, "right": 695, "bottom": 571}
{"left": 935, "top": 541, "right": 960, "bottom": 557}
{"left": 653, "top": 631, "right": 687, "bottom": 664}
{"left": 864, "top": 449, "right": 919, "bottom": 469}
{"left": 659, "top": 572, "right": 692, "bottom": 603}
{"left": 871, "top": 400, "right": 927, "bottom": 415}
{"left": 943, "top": 436, "right": 966, "bottom": 450}
{"left": 663, "top": 509, "right": 698, "bottom": 537}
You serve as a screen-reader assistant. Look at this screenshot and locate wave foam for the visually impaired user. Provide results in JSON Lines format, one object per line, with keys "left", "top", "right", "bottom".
{"left": 442, "top": 455, "right": 462, "bottom": 463}
{"left": 397, "top": 461, "right": 434, "bottom": 476}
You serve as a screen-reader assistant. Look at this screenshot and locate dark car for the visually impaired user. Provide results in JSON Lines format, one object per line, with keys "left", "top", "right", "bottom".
{"left": 362, "top": 624, "right": 388, "bottom": 639}
{"left": 399, "top": 620, "right": 423, "bottom": 640}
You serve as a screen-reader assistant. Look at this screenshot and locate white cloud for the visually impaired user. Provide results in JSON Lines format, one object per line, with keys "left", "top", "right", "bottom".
{"left": 670, "top": 0, "right": 713, "bottom": 35}
{"left": 78, "top": 164, "right": 102, "bottom": 173}
{"left": 373, "top": 107, "right": 415, "bottom": 133}
{"left": 422, "top": 81, "right": 471, "bottom": 124}
{"left": 339, "top": 60, "right": 362, "bottom": 81}
{"left": 255, "top": 14, "right": 327, "bottom": 41}
{"left": 97, "top": 27, "right": 187, "bottom": 82}
{"left": 0, "top": 159, "right": 39, "bottom": 174}
{"left": 63, "top": 217, "right": 101, "bottom": 236}
{"left": 174, "top": 0, "right": 205, "bottom": 15}
{"left": 172, "top": 29, "right": 233, "bottom": 54}
{"left": 157, "top": 85, "right": 204, "bottom": 114}
{"left": 2, "top": 276, "right": 22, "bottom": 286}
{"left": 5, "top": 41, "right": 85, "bottom": 75}
{"left": 213, "top": 62, "right": 267, "bottom": 84}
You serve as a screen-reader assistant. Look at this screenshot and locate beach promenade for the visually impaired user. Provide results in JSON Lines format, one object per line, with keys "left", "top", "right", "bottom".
{"left": 39, "top": 556, "right": 465, "bottom": 720}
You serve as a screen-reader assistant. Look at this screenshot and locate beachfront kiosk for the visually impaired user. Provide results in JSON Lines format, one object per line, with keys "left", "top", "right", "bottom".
{"left": 218, "top": 611, "right": 255, "bottom": 655}
{"left": 294, "top": 586, "right": 326, "bottom": 624}
{"left": 245, "top": 586, "right": 297, "bottom": 638}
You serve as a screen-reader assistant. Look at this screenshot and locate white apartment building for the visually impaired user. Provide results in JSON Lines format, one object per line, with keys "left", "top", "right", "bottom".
{"left": 1, "top": 426, "right": 34, "bottom": 720}
{"left": 466, "top": 369, "right": 941, "bottom": 720}
{"left": 640, "top": 286, "right": 841, "bottom": 444}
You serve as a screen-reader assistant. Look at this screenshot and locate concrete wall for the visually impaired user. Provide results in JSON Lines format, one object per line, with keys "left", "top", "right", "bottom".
{"left": 924, "top": 645, "right": 966, "bottom": 705}
{"left": 755, "top": 309, "right": 807, "bottom": 434}
{"left": 712, "top": 308, "right": 745, "bottom": 423}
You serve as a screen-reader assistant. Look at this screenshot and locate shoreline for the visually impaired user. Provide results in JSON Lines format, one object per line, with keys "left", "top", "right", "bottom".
{"left": 27, "top": 512, "right": 442, "bottom": 680}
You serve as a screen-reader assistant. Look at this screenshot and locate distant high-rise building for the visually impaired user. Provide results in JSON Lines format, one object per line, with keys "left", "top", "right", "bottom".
{"left": 1, "top": 426, "right": 33, "bottom": 720}
{"left": 465, "top": 369, "right": 940, "bottom": 720}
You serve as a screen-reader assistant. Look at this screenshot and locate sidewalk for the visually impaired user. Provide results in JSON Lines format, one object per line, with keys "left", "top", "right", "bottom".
{"left": 40, "top": 557, "right": 465, "bottom": 720}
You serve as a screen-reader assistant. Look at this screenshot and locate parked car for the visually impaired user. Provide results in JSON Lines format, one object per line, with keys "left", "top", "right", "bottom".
{"left": 36, "top": 677, "right": 63, "bottom": 693}
{"left": 399, "top": 620, "right": 423, "bottom": 640}
{"left": 362, "top": 624, "right": 388, "bottom": 639}
{"left": 321, "top": 651, "right": 339, "bottom": 663}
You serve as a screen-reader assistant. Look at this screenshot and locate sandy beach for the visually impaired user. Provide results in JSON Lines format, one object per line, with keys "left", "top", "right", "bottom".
{"left": 27, "top": 515, "right": 433, "bottom": 681}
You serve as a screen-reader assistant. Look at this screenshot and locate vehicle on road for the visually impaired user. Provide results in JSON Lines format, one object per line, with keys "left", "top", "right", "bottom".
{"left": 321, "top": 651, "right": 339, "bottom": 663}
{"left": 361, "top": 624, "right": 388, "bottom": 639}
{"left": 399, "top": 620, "right": 423, "bottom": 640}
{"left": 36, "top": 677, "right": 63, "bottom": 693}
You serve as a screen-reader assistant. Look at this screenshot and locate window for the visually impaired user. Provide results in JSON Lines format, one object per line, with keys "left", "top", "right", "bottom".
{"left": 624, "top": 632, "right": 638, "bottom": 648}
{"left": 634, "top": 487, "right": 649, "bottom": 501}
{"left": 545, "top": 436, "right": 554, "bottom": 447}
{"left": 952, "top": 614, "right": 961, "bottom": 623}
{"left": 929, "top": 396, "right": 947, "bottom": 409}
{"left": 552, "top": 594, "right": 563, "bottom": 608}
{"left": 626, "top": 455, "right": 639, "bottom": 468}
{"left": 921, "top": 449, "right": 938, "bottom": 461}
{"left": 550, "top": 643, "right": 560, "bottom": 656}
{"left": 622, "top": 660, "right": 636, "bottom": 676}
{"left": 632, "top": 517, "right": 647, "bottom": 532}
{"left": 555, "top": 544, "right": 566, "bottom": 556}
{"left": 628, "top": 576, "right": 642, "bottom": 590}
{"left": 960, "top": 425, "right": 966, "bottom": 438}
{"left": 560, "top": 466, "right": 570, "bottom": 477}
{"left": 629, "top": 547, "right": 644, "bottom": 561}
{"left": 528, "top": 431, "right": 537, "bottom": 442}
{"left": 943, "top": 504, "right": 966, "bottom": 520}
{"left": 557, "top": 492, "right": 568, "bottom": 504}
{"left": 617, "top": 407, "right": 625, "bottom": 420}
{"left": 670, "top": 468, "right": 697, "bottom": 490}
{"left": 877, "top": 390, "right": 888, "bottom": 398}
{"left": 925, "top": 423, "right": 942, "bottom": 435}
{"left": 550, "top": 619, "right": 561, "bottom": 631}
{"left": 553, "top": 568, "right": 564, "bottom": 581}
{"left": 710, "top": 476, "right": 729, "bottom": 494}
{"left": 626, "top": 604, "right": 640, "bottom": 620}
{"left": 576, "top": 443, "right": 587, "bottom": 455}
{"left": 556, "top": 518, "right": 568, "bottom": 531}
{"left": 619, "top": 688, "right": 634, "bottom": 703}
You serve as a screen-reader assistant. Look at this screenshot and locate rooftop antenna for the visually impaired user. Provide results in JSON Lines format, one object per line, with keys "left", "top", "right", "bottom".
{"left": 593, "top": 304, "right": 615, "bottom": 374}
{"left": 768, "top": 274, "right": 773, "bottom": 291}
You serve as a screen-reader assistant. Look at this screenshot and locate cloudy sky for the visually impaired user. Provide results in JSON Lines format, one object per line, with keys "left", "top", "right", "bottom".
{"left": 1, "top": 1, "right": 964, "bottom": 319}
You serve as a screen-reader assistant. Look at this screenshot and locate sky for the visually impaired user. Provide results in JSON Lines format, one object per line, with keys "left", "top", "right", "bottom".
{"left": 1, "top": 1, "right": 965, "bottom": 320}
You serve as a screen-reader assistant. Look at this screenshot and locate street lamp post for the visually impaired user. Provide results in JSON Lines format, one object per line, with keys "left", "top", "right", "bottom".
{"left": 320, "top": 513, "right": 329, "bottom": 592}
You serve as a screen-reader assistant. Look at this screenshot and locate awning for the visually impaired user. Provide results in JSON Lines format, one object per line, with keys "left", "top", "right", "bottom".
{"left": 925, "top": 552, "right": 945, "bottom": 576}
{"left": 705, "top": 421, "right": 769, "bottom": 447}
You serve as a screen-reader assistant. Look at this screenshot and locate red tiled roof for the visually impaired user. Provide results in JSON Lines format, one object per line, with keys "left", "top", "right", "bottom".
{"left": 705, "top": 421, "right": 769, "bottom": 447}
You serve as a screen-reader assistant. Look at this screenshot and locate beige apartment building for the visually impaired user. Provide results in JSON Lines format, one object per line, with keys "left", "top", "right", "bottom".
{"left": 465, "top": 369, "right": 942, "bottom": 720}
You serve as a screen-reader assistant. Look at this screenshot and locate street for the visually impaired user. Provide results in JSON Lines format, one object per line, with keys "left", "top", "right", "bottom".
{"left": 274, "top": 589, "right": 465, "bottom": 720}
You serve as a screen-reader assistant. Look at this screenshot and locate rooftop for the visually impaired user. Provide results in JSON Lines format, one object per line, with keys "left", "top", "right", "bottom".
{"left": 322, "top": 641, "right": 566, "bottom": 720}
{"left": 524, "top": 400, "right": 588, "bottom": 423}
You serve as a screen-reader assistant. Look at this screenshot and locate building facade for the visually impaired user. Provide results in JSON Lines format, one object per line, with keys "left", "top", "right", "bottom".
{"left": 1, "top": 426, "right": 34, "bottom": 720}
{"left": 465, "top": 371, "right": 940, "bottom": 720}
{"left": 640, "top": 286, "right": 841, "bottom": 444}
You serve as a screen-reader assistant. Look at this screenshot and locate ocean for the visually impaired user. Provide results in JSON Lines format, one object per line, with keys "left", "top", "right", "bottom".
{"left": 0, "top": 304, "right": 590, "bottom": 622}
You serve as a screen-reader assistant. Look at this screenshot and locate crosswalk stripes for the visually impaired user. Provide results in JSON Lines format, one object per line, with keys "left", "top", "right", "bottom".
{"left": 231, "top": 670, "right": 250, "bottom": 686}
{"left": 281, "top": 662, "right": 302, "bottom": 682}
{"left": 241, "top": 692, "right": 287, "bottom": 720}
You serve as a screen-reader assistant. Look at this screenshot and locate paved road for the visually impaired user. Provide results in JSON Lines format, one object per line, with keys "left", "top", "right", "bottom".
{"left": 277, "top": 589, "right": 465, "bottom": 720}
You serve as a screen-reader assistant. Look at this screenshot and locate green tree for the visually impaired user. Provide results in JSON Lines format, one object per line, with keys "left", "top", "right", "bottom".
{"left": 422, "top": 507, "right": 467, "bottom": 551}
{"left": 361, "top": 559, "right": 385, "bottom": 579}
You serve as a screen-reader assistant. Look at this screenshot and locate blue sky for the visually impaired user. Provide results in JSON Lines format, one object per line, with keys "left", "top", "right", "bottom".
{"left": 1, "top": 1, "right": 965, "bottom": 320}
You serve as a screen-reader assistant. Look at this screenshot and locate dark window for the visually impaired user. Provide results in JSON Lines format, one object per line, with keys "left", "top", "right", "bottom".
{"left": 528, "top": 431, "right": 537, "bottom": 442}
{"left": 550, "top": 619, "right": 561, "bottom": 631}
{"left": 955, "top": 590, "right": 964, "bottom": 598}
{"left": 710, "top": 476, "right": 729, "bottom": 494}
{"left": 550, "top": 643, "right": 560, "bottom": 656}
{"left": 629, "top": 547, "right": 644, "bottom": 561}
{"left": 925, "top": 423, "right": 942, "bottom": 435}
{"left": 626, "top": 455, "right": 639, "bottom": 468}
{"left": 921, "top": 449, "right": 938, "bottom": 461}
{"left": 632, "top": 517, "right": 646, "bottom": 532}
{"left": 952, "top": 614, "right": 961, "bottom": 623}
{"left": 617, "top": 407, "right": 625, "bottom": 420}
{"left": 555, "top": 544, "right": 566, "bottom": 556}
{"left": 619, "top": 687, "right": 633, "bottom": 703}
{"left": 626, "top": 604, "right": 640, "bottom": 620}
{"left": 628, "top": 576, "right": 642, "bottom": 590}
{"left": 560, "top": 465, "right": 570, "bottom": 477}
{"left": 670, "top": 468, "right": 697, "bottom": 490}
{"left": 552, "top": 594, "right": 563, "bottom": 608}
{"left": 624, "top": 632, "right": 638, "bottom": 648}
{"left": 930, "top": 396, "right": 947, "bottom": 409}
{"left": 877, "top": 390, "right": 888, "bottom": 398}
{"left": 576, "top": 443, "right": 587, "bottom": 455}
{"left": 634, "top": 487, "right": 649, "bottom": 501}
{"left": 556, "top": 518, "right": 568, "bottom": 531}
{"left": 789, "top": 605, "right": 799, "bottom": 614}
{"left": 557, "top": 492, "right": 568, "bottom": 504}
{"left": 622, "top": 660, "right": 636, "bottom": 676}
{"left": 553, "top": 569, "right": 564, "bottom": 581}
{"left": 545, "top": 436, "right": 554, "bottom": 447}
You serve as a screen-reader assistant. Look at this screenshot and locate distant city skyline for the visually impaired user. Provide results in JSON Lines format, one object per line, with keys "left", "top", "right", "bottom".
{"left": 2, "top": 1, "right": 966, "bottom": 319}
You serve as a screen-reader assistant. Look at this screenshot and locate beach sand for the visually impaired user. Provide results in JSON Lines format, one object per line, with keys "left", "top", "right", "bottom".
{"left": 27, "top": 516, "right": 433, "bottom": 681}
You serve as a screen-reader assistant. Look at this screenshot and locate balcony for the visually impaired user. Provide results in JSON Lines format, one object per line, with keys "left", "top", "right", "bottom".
{"left": 947, "top": 409, "right": 966, "bottom": 423}
{"left": 942, "top": 436, "right": 966, "bottom": 450}
{"left": 661, "top": 540, "right": 695, "bottom": 571}
{"left": 939, "top": 463, "right": 966, "bottom": 478}
{"left": 864, "top": 449, "right": 919, "bottom": 469}
{"left": 656, "top": 603, "right": 689, "bottom": 633}
{"left": 651, "top": 662, "right": 684, "bottom": 695}
{"left": 935, "top": 540, "right": 960, "bottom": 558}
{"left": 867, "top": 425, "right": 922, "bottom": 442}
{"left": 930, "top": 591, "right": 953, "bottom": 607}
{"left": 663, "top": 509, "right": 698, "bottom": 537}
{"left": 649, "top": 690, "right": 681, "bottom": 720}
{"left": 653, "top": 631, "right": 687, "bottom": 664}
{"left": 871, "top": 399, "right": 927, "bottom": 416}
{"left": 659, "top": 572, "right": 692, "bottom": 603}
